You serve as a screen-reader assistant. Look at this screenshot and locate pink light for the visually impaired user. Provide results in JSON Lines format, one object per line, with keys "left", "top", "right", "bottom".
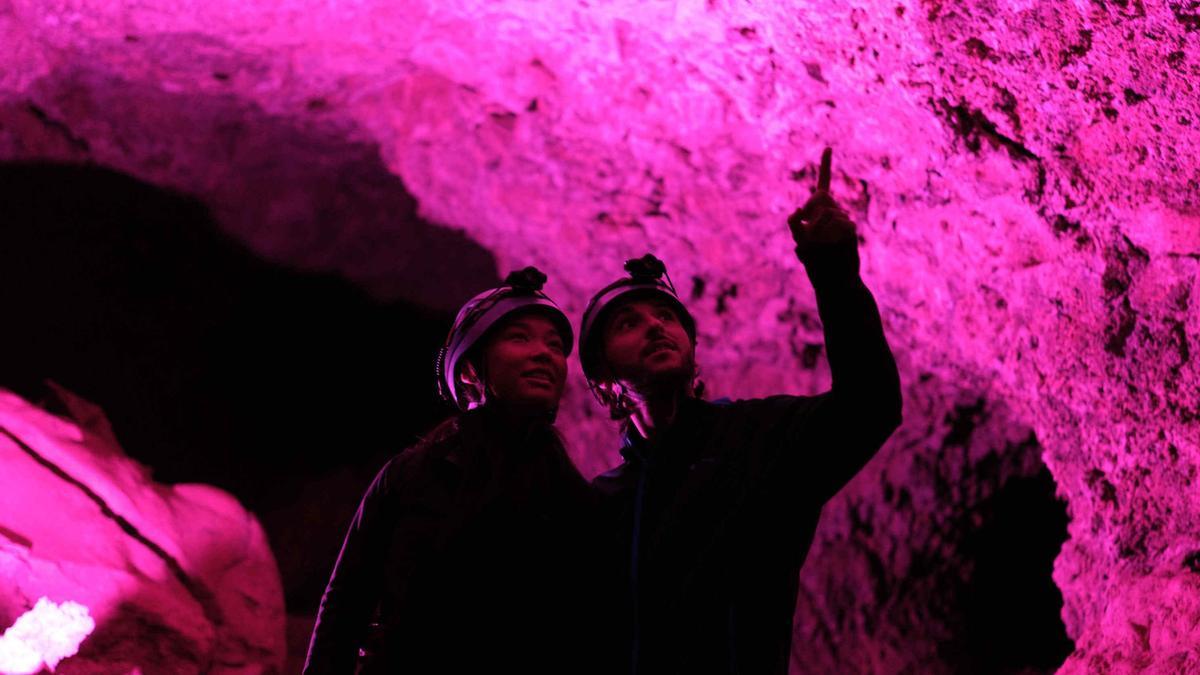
{"left": 0, "top": 598, "right": 94, "bottom": 674}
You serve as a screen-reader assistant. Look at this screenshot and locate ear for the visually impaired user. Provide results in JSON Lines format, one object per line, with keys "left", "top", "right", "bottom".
{"left": 590, "top": 377, "right": 615, "bottom": 406}
{"left": 593, "top": 378, "right": 617, "bottom": 399}
{"left": 592, "top": 377, "right": 634, "bottom": 421}
{"left": 458, "top": 360, "right": 481, "bottom": 387}
{"left": 457, "top": 360, "right": 486, "bottom": 407}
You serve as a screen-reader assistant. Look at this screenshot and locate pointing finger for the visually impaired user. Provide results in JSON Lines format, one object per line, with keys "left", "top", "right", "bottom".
{"left": 816, "top": 147, "right": 832, "bottom": 194}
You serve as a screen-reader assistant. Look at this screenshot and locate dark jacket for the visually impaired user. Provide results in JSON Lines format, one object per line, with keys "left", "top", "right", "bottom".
{"left": 592, "top": 246, "right": 903, "bottom": 675}
{"left": 304, "top": 407, "right": 603, "bottom": 674}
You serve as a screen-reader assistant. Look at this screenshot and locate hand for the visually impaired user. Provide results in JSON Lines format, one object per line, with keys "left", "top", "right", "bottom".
{"left": 787, "top": 148, "right": 857, "bottom": 258}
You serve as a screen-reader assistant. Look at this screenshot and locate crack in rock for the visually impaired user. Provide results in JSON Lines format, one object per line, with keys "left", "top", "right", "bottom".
{"left": 24, "top": 103, "right": 92, "bottom": 155}
{"left": 0, "top": 426, "right": 226, "bottom": 632}
{"left": 0, "top": 524, "right": 34, "bottom": 549}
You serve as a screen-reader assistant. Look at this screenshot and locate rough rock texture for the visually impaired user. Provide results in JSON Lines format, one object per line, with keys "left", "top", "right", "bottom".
{"left": 2, "top": 1, "right": 1198, "bottom": 672}
{"left": 0, "top": 386, "right": 286, "bottom": 673}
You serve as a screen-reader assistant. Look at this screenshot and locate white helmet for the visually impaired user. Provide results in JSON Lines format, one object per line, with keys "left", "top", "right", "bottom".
{"left": 435, "top": 267, "right": 573, "bottom": 410}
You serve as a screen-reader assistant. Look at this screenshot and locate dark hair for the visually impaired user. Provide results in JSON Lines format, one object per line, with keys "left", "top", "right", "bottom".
{"left": 592, "top": 373, "right": 706, "bottom": 421}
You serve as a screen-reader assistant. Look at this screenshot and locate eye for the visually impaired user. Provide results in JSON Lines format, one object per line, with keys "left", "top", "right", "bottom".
{"left": 506, "top": 330, "right": 529, "bottom": 342}
{"left": 656, "top": 309, "right": 676, "bottom": 322}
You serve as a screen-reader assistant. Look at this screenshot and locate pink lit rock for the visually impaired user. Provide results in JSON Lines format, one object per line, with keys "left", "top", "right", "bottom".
{"left": 0, "top": 387, "right": 285, "bottom": 673}
{"left": 1, "top": 0, "right": 1198, "bottom": 672}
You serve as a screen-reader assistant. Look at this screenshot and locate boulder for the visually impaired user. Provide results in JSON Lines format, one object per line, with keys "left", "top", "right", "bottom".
{"left": 0, "top": 387, "right": 285, "bottom": 673}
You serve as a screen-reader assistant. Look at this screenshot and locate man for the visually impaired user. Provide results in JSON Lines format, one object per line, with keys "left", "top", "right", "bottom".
{"left": 580, "top": 149, "right": 903, "bottom": 674}
{"left": 305, "top": 267, "right": 600, "bottom": 674}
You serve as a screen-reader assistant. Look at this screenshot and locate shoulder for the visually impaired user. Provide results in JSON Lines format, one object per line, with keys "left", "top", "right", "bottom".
{"left": 727, "top": 393, "right": 830, "bottom": 415}
{"left": 373, "top": 417, "right": 470, "bottom": 493}
{"left": 683, "top": 394, "right": 824, "bottom": 415}
{"left": 695, "top": 394, "right": 833, "bottom": 439}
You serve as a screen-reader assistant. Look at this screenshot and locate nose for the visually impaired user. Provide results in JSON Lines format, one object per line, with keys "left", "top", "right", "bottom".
{"left": 644, "top": 314, "right": 666, "bottom": 336}
{"left": 529, "top": 338, "right": 558, "bottom": 363}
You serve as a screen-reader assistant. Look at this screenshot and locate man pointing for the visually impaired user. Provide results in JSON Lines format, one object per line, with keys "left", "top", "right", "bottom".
{"left": 581, "top": 149, "right": 903, "bottom": 674}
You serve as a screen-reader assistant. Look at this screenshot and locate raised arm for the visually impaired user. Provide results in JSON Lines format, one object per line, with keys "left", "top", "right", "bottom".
{"left": 787, "top": 148, "right": 902, "bottom": 497}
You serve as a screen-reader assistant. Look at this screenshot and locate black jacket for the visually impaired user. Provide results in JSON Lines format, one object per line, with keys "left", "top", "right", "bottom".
{"left": 592, "top": 247, "right": 903, "bottom": 675}
{"left": 304, "top": 407, "right": 603, "bottom": 674}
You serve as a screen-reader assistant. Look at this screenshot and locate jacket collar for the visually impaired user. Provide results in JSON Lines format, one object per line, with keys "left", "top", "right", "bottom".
{"left": 442, "top": 405, "right": 558, "bottom": 468}
{"left": 618, "top": 395, "right": 706, "bottom": 464}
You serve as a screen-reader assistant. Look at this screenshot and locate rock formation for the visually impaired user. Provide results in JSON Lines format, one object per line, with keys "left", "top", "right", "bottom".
{"left": 0, "top": 386, "right": 285, "bottom": 673}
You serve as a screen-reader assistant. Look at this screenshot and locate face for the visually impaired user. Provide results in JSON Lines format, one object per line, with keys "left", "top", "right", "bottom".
{"left": 599, "top": 297, "right": 695, "bottom": 391}
{"left": 470, "top": 312, "right": 568, "bottom": 411}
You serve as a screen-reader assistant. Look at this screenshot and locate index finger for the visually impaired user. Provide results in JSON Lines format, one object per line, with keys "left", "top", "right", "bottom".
{"left": 816, "top": 147, "right": 833, "bottom": 193}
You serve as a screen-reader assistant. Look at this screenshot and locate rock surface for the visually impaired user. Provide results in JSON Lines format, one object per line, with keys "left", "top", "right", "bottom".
{"left": 2, "top": 1, "right": 1198, "bottom": 672}
{"left": 0, "top": 387, "right": 285, "bottom": 673}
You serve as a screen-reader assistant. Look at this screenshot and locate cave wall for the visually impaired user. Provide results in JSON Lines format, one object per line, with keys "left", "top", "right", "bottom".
{"left": 2, "top": 0, "right": 1198, "bottom": 672}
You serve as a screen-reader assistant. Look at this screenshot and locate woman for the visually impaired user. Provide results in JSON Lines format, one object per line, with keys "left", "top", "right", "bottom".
{"left": 304, "top": 267, "right": 600, "bottom": 674}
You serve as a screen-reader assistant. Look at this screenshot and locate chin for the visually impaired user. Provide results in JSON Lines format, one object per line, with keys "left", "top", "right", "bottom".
{"left": 647, "top": 355, "right": 690, "bottom": 376}
{"left": 634, "top": 366, "right": 691, "bottom": 391}
{"left": 514, "top": 391, "right": 561, "bottom": 410}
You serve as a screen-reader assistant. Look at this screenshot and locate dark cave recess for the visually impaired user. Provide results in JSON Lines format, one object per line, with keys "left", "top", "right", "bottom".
{"left": 956, "top": 467, "right": 1075, "bottom": 674}
{"left": 0, "top": 162, "right": 488, "bottom": 609}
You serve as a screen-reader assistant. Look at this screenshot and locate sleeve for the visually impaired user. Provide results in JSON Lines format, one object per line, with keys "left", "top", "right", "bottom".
{"left": 780, "top": 242, "right": 903, "bottom": 503}
{"left": 303, "top": 457, "right": 404, "bottom": 674}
